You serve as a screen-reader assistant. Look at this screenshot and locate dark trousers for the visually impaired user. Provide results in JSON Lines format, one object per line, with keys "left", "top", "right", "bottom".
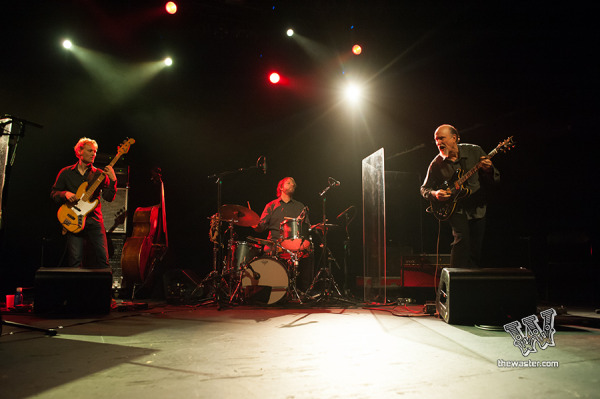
{"left": 66, "top": 219, "right": 110, "bottom": 268}
{"left": 448, "top": 212, "right": 486, "bottom": 268}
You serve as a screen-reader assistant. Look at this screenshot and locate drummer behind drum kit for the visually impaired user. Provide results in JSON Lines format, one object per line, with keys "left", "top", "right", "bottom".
{"left": 202, "top": 203, "right": 344, "bottom": 306}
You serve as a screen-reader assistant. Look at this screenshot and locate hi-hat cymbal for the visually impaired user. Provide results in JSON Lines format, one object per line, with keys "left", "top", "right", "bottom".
{"left": 219, "top": 204, "right": 259, "bottom": 227}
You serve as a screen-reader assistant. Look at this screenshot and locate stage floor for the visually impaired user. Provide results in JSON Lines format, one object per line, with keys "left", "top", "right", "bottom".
{"left": 1, "top": 301, "right": 599, "bottom": 398}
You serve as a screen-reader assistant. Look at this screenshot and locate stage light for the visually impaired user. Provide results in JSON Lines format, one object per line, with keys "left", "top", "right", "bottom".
{"left": 164, "top": 57, "right": 173, "bottom": 66}
{"left": 269, "top": 72, "right": 281, "bottom": 84}
{"left": 165, "top": 1, "right": 177, "bottom": 14}
{"left": 343, "top": 83, "right": 363, "bottom": 105}
{"left": 62, "top": 39, "right": 73, "bottom": 50}
{"left": 286, "top": 29, "right": 294, "bottom": 37}
{"left": 352, "top": 44, "right": 362, "bottom": 55}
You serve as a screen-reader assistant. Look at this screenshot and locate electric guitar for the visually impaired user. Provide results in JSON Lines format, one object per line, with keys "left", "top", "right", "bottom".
{"left": 429, "top": 136, "right": 515, "bottom": 221}
{"left": 57, "top": 138, "right": 135, "bottom": 234}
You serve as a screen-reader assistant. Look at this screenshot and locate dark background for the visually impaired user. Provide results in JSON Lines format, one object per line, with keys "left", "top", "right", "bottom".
{"left": 1, "top": 0, "right": 597, "bottom": 304}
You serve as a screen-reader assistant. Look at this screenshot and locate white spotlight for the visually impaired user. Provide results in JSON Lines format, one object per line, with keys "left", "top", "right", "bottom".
{"left": 344, "top": 83, "right": 363, "bottom": 105}
{"left": 164, "top": 57, "right": 173, "bottom": 66}
{"left": 286, "top": 29, "right": 294, "bottom": 37}
{"left": 62, "top": 39, "right": 73, "bottom": 50}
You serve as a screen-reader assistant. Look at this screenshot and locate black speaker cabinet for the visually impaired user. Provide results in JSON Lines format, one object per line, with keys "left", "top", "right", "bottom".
{"left": 436, "top": 268, "right": 537, "bottom": 325}
{"left": 34, "top": 268, "right": 113, "bottom": 316}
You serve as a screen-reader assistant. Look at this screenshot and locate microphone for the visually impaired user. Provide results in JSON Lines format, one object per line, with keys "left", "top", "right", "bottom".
{"left": 336, "top": 205, "right": 355, "bottom": 220}
{"left": 247, "top": 265, "right": 260, "bottom": 280}
{"left": 262, "top": 157, "right": 267, "bottom": 174}
{"left": 328, "top": 177, "right": 340, "bottom": 187}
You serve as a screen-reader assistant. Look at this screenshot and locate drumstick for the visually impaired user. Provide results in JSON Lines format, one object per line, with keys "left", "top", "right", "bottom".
{"left": 247, "top": 201, "right": 252, "bottom": 210}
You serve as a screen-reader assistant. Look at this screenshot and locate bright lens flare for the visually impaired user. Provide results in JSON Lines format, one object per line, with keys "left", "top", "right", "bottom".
{"left": 286, "top": 29, "right": 294, "bottom": 37}
{"left": 165, "top": 2, "right": 177, "bottom": 14}
{"left": 164, "top": 57, "right": 173, "bottom": 66}
{"left": 62, "top": 39, "right": 73, "bottom": 49}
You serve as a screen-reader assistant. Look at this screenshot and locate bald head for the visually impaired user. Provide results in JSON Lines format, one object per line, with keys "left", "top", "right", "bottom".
{"left": 434, "top": 124, "right": 459, "bottom": 158}
{"left": 434, "top": 124, "right": 459, "bottom": 140}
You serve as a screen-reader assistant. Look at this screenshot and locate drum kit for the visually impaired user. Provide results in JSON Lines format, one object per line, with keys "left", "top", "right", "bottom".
{"left": 201, "top": 159, "right": 352, "bottom": 307}
{"left": 203, "top": 203, "right": 342, "bottom": 307}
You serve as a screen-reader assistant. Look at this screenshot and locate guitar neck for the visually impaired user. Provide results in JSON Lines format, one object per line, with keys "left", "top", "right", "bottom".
{"left": 455, "top": 147, "right": 499, "bottom": 187}
{"left": 81, "top": 153, "right": 121, "bottom": 202}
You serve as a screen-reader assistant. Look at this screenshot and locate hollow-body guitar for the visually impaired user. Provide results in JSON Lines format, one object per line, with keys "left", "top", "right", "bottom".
{"left": 429, "top": 136, "right": 514, "bottom": 221}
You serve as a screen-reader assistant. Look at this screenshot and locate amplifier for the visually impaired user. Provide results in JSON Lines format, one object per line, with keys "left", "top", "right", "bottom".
{"left": 401, "top": 254, "right": 451, "bottom": 271}
{"left": 100, "top": 188, "right": 128, "bottom": 233}
{"left": 114, "top": 166, "right": 129, "bottom": 188}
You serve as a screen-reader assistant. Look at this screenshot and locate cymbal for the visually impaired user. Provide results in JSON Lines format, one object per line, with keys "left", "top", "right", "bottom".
{"left": 310, "top": 223, "right": 338, "bottom": 231}
{"left": 219, "top": 204, "right": 260, "bottom": 227}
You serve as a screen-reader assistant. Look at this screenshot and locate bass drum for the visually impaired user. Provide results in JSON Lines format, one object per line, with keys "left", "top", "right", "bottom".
{"left": 241, "top": 257, "right": 289, "bottom": 305}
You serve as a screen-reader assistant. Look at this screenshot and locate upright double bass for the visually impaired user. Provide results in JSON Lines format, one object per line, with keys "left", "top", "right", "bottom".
{"left": 121, "top": 168, "right": 168, "bottom": 284}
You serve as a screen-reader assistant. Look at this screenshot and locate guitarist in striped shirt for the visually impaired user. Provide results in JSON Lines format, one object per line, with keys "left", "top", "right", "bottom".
{"left": 51, "top": 137, "right": 117, "bottom": 268}
{"left": 420, "top": 125, "right": 500, "bottom": 268}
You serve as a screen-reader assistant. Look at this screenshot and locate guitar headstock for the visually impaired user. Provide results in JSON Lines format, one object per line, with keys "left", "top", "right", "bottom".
{"left": 117, "top": 138, "right": 136, "bottom": 156}
{"left": 497, "top": 136, "right": 515, "bottom": 153}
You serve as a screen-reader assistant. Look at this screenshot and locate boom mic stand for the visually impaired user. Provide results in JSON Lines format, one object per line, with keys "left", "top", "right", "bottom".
{"left": 1, "top": 313, "right": 57, "bottom": 336}
{"left": 306, "top": 178, "right": 352, "bottom": 304}
{"left": 201, "top": 156, "right": 266, "bottom": 309}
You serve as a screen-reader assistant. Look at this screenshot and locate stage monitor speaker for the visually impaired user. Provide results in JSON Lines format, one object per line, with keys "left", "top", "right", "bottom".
{"left": 436, "top": 268, "right": 537, "bottom": 326}
{"left": 34, "top": 267, "right": 112, "bottom": 316}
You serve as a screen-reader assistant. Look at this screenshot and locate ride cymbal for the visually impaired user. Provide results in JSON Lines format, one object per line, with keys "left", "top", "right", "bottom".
{"left": 219, "top": 204, "right": 259, "bottom": 227}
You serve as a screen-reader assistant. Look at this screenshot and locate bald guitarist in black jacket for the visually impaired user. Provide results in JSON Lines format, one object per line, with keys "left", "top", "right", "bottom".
{"left": 420, "top": 124, "right": 500, "bottom": 268}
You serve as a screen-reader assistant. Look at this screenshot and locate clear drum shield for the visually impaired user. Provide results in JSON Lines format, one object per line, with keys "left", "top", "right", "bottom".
{"left": 361, "top": 148, "right": 386, "bottom": 303}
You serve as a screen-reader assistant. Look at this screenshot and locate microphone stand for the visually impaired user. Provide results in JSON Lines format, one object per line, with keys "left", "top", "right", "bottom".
{"left": 306, "top": 180, "right": 351, "bottom": 304}
{"left": 200, "top": 156, "right": 265, "bottom": 309}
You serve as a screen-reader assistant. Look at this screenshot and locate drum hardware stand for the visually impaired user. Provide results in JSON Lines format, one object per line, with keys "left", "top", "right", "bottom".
{"left": 198, "top": 211, "right": 230, "bottom": 309}
{"left": 280, "top": 247, "right": 305, "bottom": 304}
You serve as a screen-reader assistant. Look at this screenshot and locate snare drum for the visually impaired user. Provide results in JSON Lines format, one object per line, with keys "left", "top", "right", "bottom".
{"left": 280, "top": 217, "right": 311, "bottom": 251}
{"left": 241, "top": 257, "right": 289, "bottom": 305}
{"left": 228, "top": 241, "right": 262, "bottom": 272}
{"left": 278, "top": 239, "right": 313, "bottom": 260}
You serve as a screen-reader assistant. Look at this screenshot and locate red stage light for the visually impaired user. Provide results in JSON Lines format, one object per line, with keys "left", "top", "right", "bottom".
{"left": 269, "top": 72, "right": 281, "bottom": 84}
{"left": 352, "top": 44, "right": 362, "bottom": 55}
{"left": 165, "top": 2, "right": 177, "bottom": 14}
